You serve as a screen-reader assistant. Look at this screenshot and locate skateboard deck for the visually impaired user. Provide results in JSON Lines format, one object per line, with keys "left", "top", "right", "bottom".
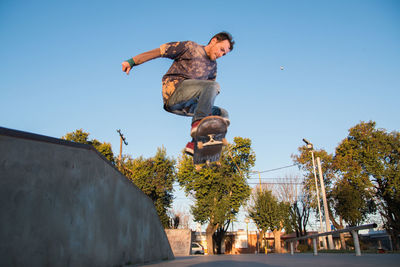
{"left": 193, "top": 116, "right": 228, "bottom": 170}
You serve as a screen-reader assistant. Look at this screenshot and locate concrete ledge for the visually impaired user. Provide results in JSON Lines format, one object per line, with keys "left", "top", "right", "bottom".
{"left": 0, "top": 127, "right": 113, "bottom": 166}
{"left": 0, "top": 127, "right": 174, "bottom": 267}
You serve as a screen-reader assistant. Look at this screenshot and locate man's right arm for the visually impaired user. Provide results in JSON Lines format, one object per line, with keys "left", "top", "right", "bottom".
{"left": 122, "top": 48, "right": 161, "bottom": 75}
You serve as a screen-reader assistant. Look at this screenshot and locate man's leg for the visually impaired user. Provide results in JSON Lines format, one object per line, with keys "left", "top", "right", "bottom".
{"left": 167, "top": 79, "right": 223, "bottom": 123}
{"left": 166, "top": 79, "right": 229, "bottom": 156}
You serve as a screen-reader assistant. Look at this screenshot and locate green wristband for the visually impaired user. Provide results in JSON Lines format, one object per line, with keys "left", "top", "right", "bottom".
{"left": 126, "top": 58, "right": 136, "bottom": 68}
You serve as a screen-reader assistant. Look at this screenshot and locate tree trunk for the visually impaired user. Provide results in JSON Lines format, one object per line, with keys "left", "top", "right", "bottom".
{"left": 329, "top": 208, "right": 341, "bottom": 230}
{"left": 339, "top": 233, "right": 346, "bottom": 250}
{"left": 261, "top": 230, "right": 266, "bottom": 253}
{"left": 339, "top": 217, "right": 346, "bottom": 250}
{"left": 273, "top": 229, "right": 282, "bottom": 253}
{"left": 388, "top": 228, "right": 400, "bottom": 251}
{"left": 213, "top": 226, "right": 227, "bottom": 254}
{"left": 206, "top": 223, "right": 218, "bottom": 255}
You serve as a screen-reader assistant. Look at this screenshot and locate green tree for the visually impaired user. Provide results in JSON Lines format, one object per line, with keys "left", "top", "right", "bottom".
{"left": 62, "top": 129, "right": 90, "bottom": 143}
{"left": 248, "top": 188, "right": 291, "bottom": 253}
{"left": 292, "top": 146, "right": 349, "bottom": 248}
{"left": 121, "top": 147, "right": 176, "bottom": 228}
{"left": 330, "top": 179, "right": 375, "bottom": 226}
{"left": 274, "top": 175, "right": 311, "bottom": 239}
{"left": 62, "top": 129, "right": 115, "bottom": 163}
{"left": 288, "top": 194, "right": 311, "bottom": 239}
{"left": 177, "top": 137, "right": 256, "bottom": 254}
{"left": 291, "top": 147, "right": 341, "bottom": 226}
{"left": 334, "top": 121, "right": 400, "bottom": 249}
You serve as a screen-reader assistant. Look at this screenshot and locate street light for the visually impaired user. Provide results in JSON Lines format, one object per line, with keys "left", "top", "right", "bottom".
{"left": 316, "top": 156, "right": 334, "bottom": 249}
{"left": 302, "top": 138, "right": 327, "bottom": 249}
{"left": 303, "top": 138, "right": 334, "bottom": 249}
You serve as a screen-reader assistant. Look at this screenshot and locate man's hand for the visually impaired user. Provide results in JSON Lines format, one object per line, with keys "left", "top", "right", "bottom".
{"left": 122, "top": 61, "right": 132, "bottom": 75}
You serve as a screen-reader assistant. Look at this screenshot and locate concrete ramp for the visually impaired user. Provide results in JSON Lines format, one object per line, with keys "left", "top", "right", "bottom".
{"left": 0, "top": 127, "right": 174, "bottom": 267}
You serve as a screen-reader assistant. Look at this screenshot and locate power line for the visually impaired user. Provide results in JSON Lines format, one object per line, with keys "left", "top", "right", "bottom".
{"left": 248, "top": 177, "right": 303, "bottom": 180}
{"left": 251, "top": 164, "right": 298, "bottom": 174}
{"left": 248, "top": 182, "right": 303, "bottom": 185}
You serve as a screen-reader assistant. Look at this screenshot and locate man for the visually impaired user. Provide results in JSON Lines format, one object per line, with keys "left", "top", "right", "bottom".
{"left": 122, "top": 32, "right": 234, "bottom": 155}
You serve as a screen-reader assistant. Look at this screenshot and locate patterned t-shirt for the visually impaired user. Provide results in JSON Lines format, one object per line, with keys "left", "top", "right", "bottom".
{"left": 160, "top": 41, "right": 217, "bottom": 104}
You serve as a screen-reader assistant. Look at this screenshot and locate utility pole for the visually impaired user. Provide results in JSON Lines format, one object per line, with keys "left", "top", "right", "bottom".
{"left": 245, "top": 218, "right": 250, "bottom": 249}
{"left": 317, "top": 156, "right": 334, "bottom": 249}
{"left": 117, "top": 129, "right": 128, "bottom": 167}
{"left": 251, "top": 171, "right": 263, "bottom": 193}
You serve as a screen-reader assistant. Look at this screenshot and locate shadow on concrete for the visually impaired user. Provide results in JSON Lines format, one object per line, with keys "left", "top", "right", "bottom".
{"left": 189, "top": 261, "right": 277, "bottom": 267}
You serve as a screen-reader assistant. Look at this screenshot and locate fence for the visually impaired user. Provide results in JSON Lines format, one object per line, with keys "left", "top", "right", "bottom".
{"left": 286, "top": 223, "right": 377, "bottom": 256}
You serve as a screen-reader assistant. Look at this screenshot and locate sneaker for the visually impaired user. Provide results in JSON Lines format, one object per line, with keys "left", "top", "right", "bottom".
{"left": 190, "top": 120, "right": 201, "bottom": 137}
{"left": 185, "top": 141, "right": 194, "bottom": 156}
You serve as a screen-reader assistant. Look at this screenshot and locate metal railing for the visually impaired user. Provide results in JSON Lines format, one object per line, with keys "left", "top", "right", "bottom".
{"left": 285, "top": 223, "right": 377, "bottom": 256}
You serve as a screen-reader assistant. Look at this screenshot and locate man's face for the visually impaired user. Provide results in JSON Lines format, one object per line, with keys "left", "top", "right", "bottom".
{"left": 208, "top": 39, "right": 231, "bottom": 61}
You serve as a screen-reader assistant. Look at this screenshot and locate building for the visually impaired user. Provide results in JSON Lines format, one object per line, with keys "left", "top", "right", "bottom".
{"left": 193, "top": 229, "right": 317, "bottom": 254}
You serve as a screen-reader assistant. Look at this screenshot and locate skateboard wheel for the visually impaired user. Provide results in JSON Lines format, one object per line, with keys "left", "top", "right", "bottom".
{"left": 197, "top": 141, "right": 204, "bottom": 149}
{"left": 222, "top": 138, "right": 228, "bottom": 146}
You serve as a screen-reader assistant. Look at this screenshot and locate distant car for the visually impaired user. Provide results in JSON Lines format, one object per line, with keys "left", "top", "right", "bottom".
{"left": 191, "top": 242, "right": 204, "bottom": 255}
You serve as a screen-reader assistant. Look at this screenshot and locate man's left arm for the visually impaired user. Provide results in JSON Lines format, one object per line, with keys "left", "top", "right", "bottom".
{"left": 122, "top": 48, "right": 161, "bottom": 75}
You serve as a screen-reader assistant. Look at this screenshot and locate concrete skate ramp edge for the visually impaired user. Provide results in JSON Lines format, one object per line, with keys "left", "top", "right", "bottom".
{"left": 0, "top": 127, "right": 174, "bottom": 267}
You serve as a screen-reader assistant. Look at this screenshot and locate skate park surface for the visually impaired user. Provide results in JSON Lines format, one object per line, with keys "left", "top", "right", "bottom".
{"left": 140, "top": 253, "right": 400, "bottom": 267}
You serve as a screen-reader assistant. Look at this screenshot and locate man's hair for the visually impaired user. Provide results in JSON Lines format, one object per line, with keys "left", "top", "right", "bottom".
{"left": 209, "top": 31, "right": 235, "bottom": 51}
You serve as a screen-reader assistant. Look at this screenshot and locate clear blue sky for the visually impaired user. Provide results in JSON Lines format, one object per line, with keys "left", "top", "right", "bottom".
{"left": 1, "top": 0, "right": 399, "bottom": 230}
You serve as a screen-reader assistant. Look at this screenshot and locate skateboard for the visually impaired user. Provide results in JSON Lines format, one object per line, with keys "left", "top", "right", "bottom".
{"left": 193, "top": 116, "right": 228, "bottom": 170}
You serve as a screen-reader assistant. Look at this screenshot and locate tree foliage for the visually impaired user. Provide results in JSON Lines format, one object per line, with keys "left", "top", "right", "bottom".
{"left": 291, "top": 138, "right": 373, "bottom": 250}
{"left": 291, "top": 121, "right": 400, "bottom": 250}
{"left": 177, "top": 136, "right": 256, "bottom": 254}
{"left": 120, "top": 147, "right": 176, "bottom": 228}
{"left": 62, "top": 129, "right": 115, "bottom": 163}
{"left": 334, "top": 121, "right": 400, "bottom": 248}
{"left": 248, "top": 188, "right": 291, "bottom": 253}
{"left": 248, "top": 189, "right": 291, "bottom": 232}
{"left": 330, "top": 179, "right": 375, "bottom": 226}
{"left": 290, "top": 145, "right": 350, "bottom": 239}
{"left": 291, "top": 148, "right": 335, "bottom": 211}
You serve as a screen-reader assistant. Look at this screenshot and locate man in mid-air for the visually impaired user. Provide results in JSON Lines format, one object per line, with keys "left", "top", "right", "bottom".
{"left": 122, "top": 32, "right": 234, "bottom": 155}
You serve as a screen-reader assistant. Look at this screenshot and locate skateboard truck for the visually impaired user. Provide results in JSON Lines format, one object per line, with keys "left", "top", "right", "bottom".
{"left": 193, "top": 116, "right": 228, "bottom": 170}
{"left": 197, "top": 134, "right": 227, "bottom": 149}
{"left": 208, "top": 134, "right": 215, "bottom": 143}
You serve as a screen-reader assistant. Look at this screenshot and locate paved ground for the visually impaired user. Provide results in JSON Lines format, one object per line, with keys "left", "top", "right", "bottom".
{"left": 140, "top": 253, "right": 400, "bottom": 267}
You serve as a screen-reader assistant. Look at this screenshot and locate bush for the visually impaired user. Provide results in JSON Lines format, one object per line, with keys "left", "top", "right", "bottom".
{"left": 345, "top": 237, "right": 370, "bottom": 250}
{"left": 346, "top": 238, "right": 354, "bottom": 249}
{"left": 297, "top": 243, "right": 312, "bottom": 252}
